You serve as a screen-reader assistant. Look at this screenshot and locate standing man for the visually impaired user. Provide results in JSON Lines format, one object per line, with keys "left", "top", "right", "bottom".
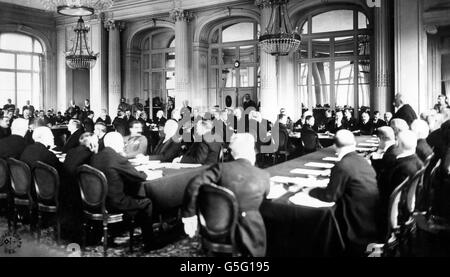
{"left": 66, "top": 100, "right": 81, "bottom": 119}
{"left": 131, "top": 97, "right": 144, "bottom": 115}
{"left": 242, "top": 94, "right": 257, "bottom": 111}
{"left": 392, "top": 93, "right": 417, "bottom": 126}
{"left": 22, "top": 100, "right": 35, "bottom": 116}
{"left": 118, "top": 98, "right": 131, "bottom": 113}
{"left": 62, "top": 119, "right": 85, "bottom": 153}
{"left": 3, "top": 98, "right": 15, "bottom": 111}
{"left": 308, "top": 130, "right": 380, "bottom": 256}
{"left": 433, "top": 94, "right": 450, "bottom": 114}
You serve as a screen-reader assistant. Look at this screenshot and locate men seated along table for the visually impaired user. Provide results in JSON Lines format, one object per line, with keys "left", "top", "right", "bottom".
{"left": 372, "top": 111, "right": 387, "bottom": 131}
{"left": 62, "top": 119, "right": 85, "bottom": 153}
{"left": 308, "top": 130, "right": 380, "bottom": 256}
{"left": 21, "top": 126, "right": 62, "bottom": 171}
{"left": 0, "top": 118, "right": 29, "bottom": 159}
{"left": 343, "top": 108, "right": 357, "bottom": 131}
{"left": 370, "top": 126, "right": 399, "bottom": 178}
{"left": 90, "top": 132, "right": 161, "bottom": 251}
{"left": 182, "top": 133, "right": 270, "bottom": 257}
{"left": 379, "top": 130, "right": 423, "bottom": 216}
{"left": 179, "top": 119, "right": 222, "bottom": 165}
{"left": 149, "top": 119, "right": 183, "bottom": 162}
{"left": 123, "top": 120, "right": 148, "bottom": 159}
{"left": 326, "top": 110, "right": 347, "bottom": 134}
{"left": 301, "top": 115, "right": 322, "bottom": 154}
{"left": 410, "top": 119, "right": 433, "bottom": 163}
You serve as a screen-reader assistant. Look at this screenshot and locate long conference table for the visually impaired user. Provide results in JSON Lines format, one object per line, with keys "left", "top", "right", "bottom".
{"left": 130, "top": 135, "right": 378, "bottom": 256}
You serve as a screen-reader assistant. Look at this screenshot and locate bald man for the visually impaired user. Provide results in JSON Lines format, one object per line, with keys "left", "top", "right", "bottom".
{"left": 392, "top": 93, "right": 417, "bottom": 126}
{"left": 309, "top": 130, "right": 380, "bottom": 256}
{"left": 89, "top": 132, "right": 161, "bottom": 251}
{"left": 182, "top": 133, "right": 270, "bottom": 257}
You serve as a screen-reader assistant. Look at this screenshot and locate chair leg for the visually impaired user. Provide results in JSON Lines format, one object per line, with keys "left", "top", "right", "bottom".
{"left": 56, "top": 217, "right": 61, "bottom": 245}
{"left": 81, "top": 221, "right": 87, "bottom": 253}
{"left": 129, "top": 217, "right": 135, "bottom": 253}
{"left": 103, "top": 221, "right": 108, "bottom": 257}
{"left": 37, "top": 211, "right": 42, "bottom": 242}
{"left": 13, "top": 206, "right": 17, "bottom": 232}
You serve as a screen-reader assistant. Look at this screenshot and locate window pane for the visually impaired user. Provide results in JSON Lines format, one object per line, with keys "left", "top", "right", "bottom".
{"left": 312, "top": 10, "right": 354, "bottom": 33}
{"left": 166, "top": 71, "right": 175, "bottom": 90}
{"left": 335, "top": 61, "right": 354, "bottom": 85}
{"left": 165, "top": 52, "right": 175, "bottom": 68}
{"left": 299, "top": 86, "right": 308, "bottom": 108}
{"left": 209, "top": 68, "right": 219, "bottom": 89}
{"left": 239, "top": 46, "right": 255, "bottom": 63}
{"left": 298, "top": 41, "right": 308, "bottom": 59}
{"left": 17, "top": 73, "right": 32, "bottom": 109}
{"left": 223, "top": 68, "right": 236, "bottom": 88}
{"left": 358, "top": 35, "right": 370, "bottom": 56}
{"left": 312, "top": 38, "right": 330, "bottom": 58}
{"left": 359, "top": 62, "right": 370, "bottom": 81}
{"left": 240, "top": 67, "right": 255, "bottom": 87}
{"left": 143, "top": 72, "right": 149, "bottom": 90}
{"left": 143, "top": 54, "right": 149, "bottom": 70}
{"left": 336, "top": 84, "right": 354, "bottom": 108}
{"left": 222, "top": 22, "right": 254, "bottom": 43}
{"left": 151, "top": 72, "right": 164, "bottom": 98}
{"left": 17, "top": 54, "right": 32, "bottom": 70}
{"left": 0, "top": 71, "right": 15, "bottom": 90}
{"left": 34, "top": 40, "right": 43, "bottom": 53}
{"left": 32, "top": 73, "right": 40, "bottom": 108}
{"left": 151, "top": 54, "right": 163, "bottom": 68}
{"left": 222, "top": 47, "right": 236, "bottom": 65}
{"left": 143, "top": 38, "right": 150, "bottom": 50}
{"left": 301, "top": 21, "right": 308, "bottom": 34}
{"left": 169, "top": 38, "right": 175, "bottom": 48}
{"left": 0, "top": 53, "right": 15, "bottom": 69}
{"left": 0, "top": 33, "right": 33, "bottom": 52}
{"left": 335, "top": 36, "right": 355, "bottom": 57}
{"left": 298, "top": 63, "right": 308, "bottom": 86}
{"left": 358, "top": 12, "right": 369, "bottom": 29}
{"left": 311, "top": 62, "right": 330, "bottom": 107}
{"left": 33, "top": 56, "right": 41, "bottom": 71}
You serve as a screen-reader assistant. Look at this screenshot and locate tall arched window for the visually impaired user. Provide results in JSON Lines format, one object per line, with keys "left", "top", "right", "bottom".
{"left": 208, "top": 20, "right": 260, "bottom": 108}
{"left": 141, "top": 29, "right": 175, "bottom": 118}
{"left": 0, "top": 33, "right": 43, "bottom": 110}
{"left": 296, "top": 8, "right": 371, "bottom": 112}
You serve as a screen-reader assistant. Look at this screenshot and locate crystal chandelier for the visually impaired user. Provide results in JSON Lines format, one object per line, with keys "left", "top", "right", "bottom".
{"left": 65, "top": 17, "right": 98, "bottom": 70}
{"left": 259, "top": 0, "right": 301, "bottom": 56}
{"left": 41, "top": 0, "right": 114, "bottom": 16}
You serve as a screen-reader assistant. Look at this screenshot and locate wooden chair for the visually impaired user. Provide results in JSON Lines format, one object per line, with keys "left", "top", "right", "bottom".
{"left": 77, "top": 165, "right": 135, "bottom": 257}
{"left": 196, "top": 184, "right": 241, "bottom": 257}
{"left": 7, "top": 158, "right": 35, "bottom": 233}
{"left": 33, "top": 161, "right": 61, "bottom": 244}
{"left": 0, "top": 158, "right": 11, "bottom": 229}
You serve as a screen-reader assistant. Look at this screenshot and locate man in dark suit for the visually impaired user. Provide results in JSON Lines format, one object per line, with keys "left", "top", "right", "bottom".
{"left": 180, "top": 119, "right": 223, "bottom": 165}
{"left": 20, "top": 127, "right": 61, "bottom": 171}
{"left": 343, "top": 108, "right": 357, "bottom": 131}
{"left": 83, "top": 111, "right": 95, "bottom": 133}
{"left": 309, "top": 130, "right": 380, "bottom": 256}
{"left": 379, "top": 130, "right": 423, "bottom": 229}
{"left": 301, "top": 115, "right": 322, "bottom": 154}
{"left": 94, "top": 122, "right": 107, "bottom": 151}
{"left": 154, "top": 110, "right": 167, "bottom": 128}
{"left": 3, "top": 99, "right": 15, "bottom": 111}
{"left": 66, "top": 100, "right": 81, "bottom": 120}
{"left": 22, "top": 100, "right": 35, "bottom": 116}
{"left": 90, "top": 132, "right": 159, "bottom": 251}
{"left": 112, "top": 110, "right": 128, "bottom": 137}
{"left": 62, "top": 119, "right": 85, "bottom": 153}
{"left": 0, "top": 118, "right": 29, "bottom": 159}
{"left": 150, "top": 119, "right": 182, "bottom": 162}
{"left": 242, "top": 94, "right": 257, "bottom": 111}
{"left": 356, "top": 112, "right": 374, "bottom": 136}
{"left": 0, "top": 115, "right": 11, "bottom": 139}
{"left": 326, "top": 110, "right": 347, "bottom": 134}
{"left": 392, "top": 93, "right": 417, "bottom": 126}
{"left": 372, "top": 111, "right": 387, "bottom": 131}
{"left": 182, "top": 133, "right": 270, "bottom": 257}
{"left": 370, "top": 126, "right": 398, "bottom": 179}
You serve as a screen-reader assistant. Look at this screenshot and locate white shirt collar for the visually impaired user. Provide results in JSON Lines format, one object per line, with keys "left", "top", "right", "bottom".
{"left": 397, "top": 151, "right": 415, "bottom": 159}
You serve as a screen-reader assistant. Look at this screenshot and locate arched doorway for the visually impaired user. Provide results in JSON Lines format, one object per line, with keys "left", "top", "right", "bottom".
{"left": 140, "top": 28, "right": 175, "bottom": 119}
{"left": 208, "top": 20, "right": 260, "bottom": 109}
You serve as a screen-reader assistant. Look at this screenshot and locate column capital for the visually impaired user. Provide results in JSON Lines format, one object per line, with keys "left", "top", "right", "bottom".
{"left": 255, "top": 0, "right": 272, "bottom": 9}
{"left": 104, "top": 20, "right": 126, "bottom": 31}
{"left": 170, "top": 9, "right": 194, "bottom": 22}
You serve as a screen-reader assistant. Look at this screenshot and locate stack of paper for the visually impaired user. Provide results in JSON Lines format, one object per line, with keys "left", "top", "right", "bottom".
{"left": 358, "top": 142, "right": 379, "bottom": 147}
{"left": 356, "top": 147, "right": 375, "bottom": 152}
{"left": 304, "top": 162, "right": 335, "bottom": 169}
{"left": 290, "top": 168, "right": 331, "bottom": 176}
{"left": 266, "top": 183, "right": 288, "bottom": 199}
{"left": 366, "top": 138, "right": 379, "bottom": 143}
{"left": 289, "top": 192, "right": 335, "bottom": 208}
{"left": 322, "top": 157, "right": 340, "bottom": 162}
{"left": 145, "top": 170, "right": 164, "bottom": 181}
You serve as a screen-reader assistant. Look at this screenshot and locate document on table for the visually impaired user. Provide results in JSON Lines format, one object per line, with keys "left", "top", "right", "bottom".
{"left": 267, "top": 183, "right": 288, "bottom": 199}
{"left": 290, "top": 168, "right": 331, "bottom": 176}
{"left": 144, "top": 170, "right": 163, "bottom": 181}
{"left": 358, "top": 142, "right": 379, "bottom": 147}
{"left": 365, "top": 139, "right": 380, "bottom": 143}
{"left": 322, "top": 157, "right": 340, "bottom": 162}
{"left": 304, "top": 162, "right": 335, "bottom": 169}
{"left": 289, "top": 191, "right": 335, "bottom": 208}
{"left": 270, "top": 176, "right": 329, "bottom": 188}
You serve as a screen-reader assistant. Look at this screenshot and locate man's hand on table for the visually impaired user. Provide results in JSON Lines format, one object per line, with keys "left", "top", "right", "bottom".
{"left": 182, "top": 216, "right": 198, "bottom": 238}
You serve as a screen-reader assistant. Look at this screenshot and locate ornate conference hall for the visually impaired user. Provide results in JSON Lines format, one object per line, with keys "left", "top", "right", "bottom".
{"left": 0, "top": 0, "right": 450, "bottom": 258}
